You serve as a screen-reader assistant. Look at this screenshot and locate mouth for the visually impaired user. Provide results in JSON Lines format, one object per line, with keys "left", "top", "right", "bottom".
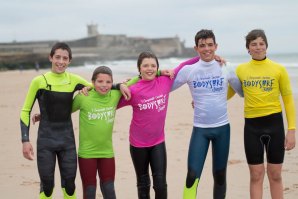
{"left": 56, "top": 65, "right": 65, "bottom": 69}
{"left": 204, "top": 52, "right": 212, "bottom": 56}
{"left": 99, "top": 88, "right": 109, "bottom": 92}
{"left": 141, "top": 71, "right": 156, "bottom": 79}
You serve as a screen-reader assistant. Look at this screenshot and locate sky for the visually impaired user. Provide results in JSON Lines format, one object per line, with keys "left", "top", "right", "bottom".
{"left": 1, "top": 0, "right": 298, "bottom": 55}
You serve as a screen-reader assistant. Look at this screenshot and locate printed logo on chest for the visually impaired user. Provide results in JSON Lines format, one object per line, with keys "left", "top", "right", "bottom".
{"left": 243, "top": 76, "right": 275, "bottom": 92}
{"left": 192, "top": 75, "right": 225, "bottom": 92}
{"left": 88, "top": 107, "right": 115, "bottom": 123}
{"left": 138, "top": 94, "right": 167, "bottom": 112}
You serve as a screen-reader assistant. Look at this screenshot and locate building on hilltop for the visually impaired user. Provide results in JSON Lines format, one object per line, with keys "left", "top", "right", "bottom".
{"left": 87, "top": 24, "right": 99, "bottom": 37}
{"left": 0, "top": 25, "right": 195, "bottom": 70}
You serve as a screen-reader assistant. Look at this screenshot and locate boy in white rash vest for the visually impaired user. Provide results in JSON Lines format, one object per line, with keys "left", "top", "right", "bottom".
{"left": 171, "top": 29, "right": 243, "bottom": 199}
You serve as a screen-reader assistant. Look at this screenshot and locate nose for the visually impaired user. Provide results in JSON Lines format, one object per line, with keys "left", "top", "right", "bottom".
{"left": 205, "top": 45, "right": 212, "bottom": 50}
{"left": 102, "top": 81, "right": 109, "bottom": 87}
{"left": 256, "top": 43, "right": 263, "bottom": 49}
{"left": 149, "top": 65, "right": 156, "bottom": 70}
{"left": 57, "top": 57, "right": 64, "bottom": 63}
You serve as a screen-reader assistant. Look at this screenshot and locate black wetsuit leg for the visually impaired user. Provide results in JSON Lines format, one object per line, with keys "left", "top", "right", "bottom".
{"left": 57, "top": 141, "right": 77, "bottom": 196}
{"left": 150, "top": 142, "right": 167, "bottom": 199}
{"left": 37, "top": 120, "right": 77, "bottom": 196}
{"left": 130, "top": 142, "right": 167, "bottom": 199}
{"left": 37, "top": 144, "right": 56, "bottom": 197}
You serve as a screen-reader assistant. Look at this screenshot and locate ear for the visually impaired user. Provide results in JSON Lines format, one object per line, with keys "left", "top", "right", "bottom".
{"left": 48, "top": 55, "right": 52, "bottom": 62}
{"left": 193, "top": 46, "right": 199, "bottom": 53}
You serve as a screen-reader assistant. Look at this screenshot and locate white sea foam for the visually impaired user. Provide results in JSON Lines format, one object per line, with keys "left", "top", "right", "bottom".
{"left": 69, "top": 54, "right": 298, "bottom": 93}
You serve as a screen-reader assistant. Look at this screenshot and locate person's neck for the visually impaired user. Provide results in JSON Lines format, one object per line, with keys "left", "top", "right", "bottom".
{"left": 252, "top": 56, "right": 266, "bottom": 61}
{"left": 51, "top": 70, "right": 65, "bottom": 75}
{"left": 200, "top": 59, "right": 215, "bottom": 65}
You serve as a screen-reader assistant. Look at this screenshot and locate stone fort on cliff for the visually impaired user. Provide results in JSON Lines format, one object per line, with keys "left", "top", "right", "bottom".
{"left": 0, "top": 24, "right": 195, "bottom": 69}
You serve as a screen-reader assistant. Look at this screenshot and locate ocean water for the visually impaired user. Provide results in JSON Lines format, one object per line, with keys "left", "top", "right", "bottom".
{"left": 71, "top": 53, "right": 298, "bottom": 92}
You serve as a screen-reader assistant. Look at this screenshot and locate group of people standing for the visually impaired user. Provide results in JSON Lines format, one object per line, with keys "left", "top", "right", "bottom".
{"left": 20, "top": 28, "right": 296, "bottom": 199}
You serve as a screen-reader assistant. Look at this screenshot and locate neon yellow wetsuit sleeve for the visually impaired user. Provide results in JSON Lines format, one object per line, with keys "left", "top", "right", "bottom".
{"left": 20, "top": 76, "right": 47, "bottom": 142}
{"left": 20, "top": 72, "right": 90, "bottom": 142}
{"left": 21, "top": 77, "right": 43, "bottom": 126}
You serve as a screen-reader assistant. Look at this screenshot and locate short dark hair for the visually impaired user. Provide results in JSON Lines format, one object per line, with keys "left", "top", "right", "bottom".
{"left": 245, "top": 29, "right": 268, "bottom": 49}
{"left": 91, "top": 66, "right": 113, "bottom": 81}
{"left": 50, "top": 42, "right": 72, "bottom": 60}
{"left": 195, "top": 29, "right": 216, "bottom": 46}
{"left": 137, "top": 51, "right": 159, "bottom": 72}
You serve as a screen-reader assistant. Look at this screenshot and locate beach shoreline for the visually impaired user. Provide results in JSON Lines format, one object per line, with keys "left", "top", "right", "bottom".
{"left": 0, "top": 69, "right": 297, "bottom": 198}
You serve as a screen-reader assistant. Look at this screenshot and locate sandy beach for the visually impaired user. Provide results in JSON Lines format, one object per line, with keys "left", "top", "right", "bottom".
{"left": 0, "top": 68, "right": 297, "bottom": 198}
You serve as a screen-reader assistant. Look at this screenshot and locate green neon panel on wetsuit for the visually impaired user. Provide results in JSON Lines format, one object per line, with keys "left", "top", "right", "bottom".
{"left": 20, "top": 71, "right": 91, "bottom": 142}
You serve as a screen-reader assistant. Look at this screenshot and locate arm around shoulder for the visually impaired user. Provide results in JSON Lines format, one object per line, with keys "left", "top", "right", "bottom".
{"left": 227, "top": 65, "right": 243, "bottom": 98}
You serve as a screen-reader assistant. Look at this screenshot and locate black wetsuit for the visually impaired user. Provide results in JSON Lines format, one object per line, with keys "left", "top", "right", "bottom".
{"left": 20, "top": 71, "right": 90, "bottom": 197}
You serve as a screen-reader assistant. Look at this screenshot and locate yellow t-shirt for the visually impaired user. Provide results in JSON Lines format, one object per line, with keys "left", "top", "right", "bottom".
{"left": 236, "top": 58, "right": 292, "bottom": 118}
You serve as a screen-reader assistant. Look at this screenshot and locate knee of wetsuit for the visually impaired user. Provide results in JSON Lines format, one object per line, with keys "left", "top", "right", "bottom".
{"left": 100, "top": 181, "right": 116, "bottom": 199}
{"left": 137, "top": 174, "right": 151, "bottom": 188}
{"left": 152, "top": 173, "right": 167, "bottom": 188}
{"left": 85, "top": 185, "right": 96, "bottom": 199}
{"left": 64, "top": 178, "right": 76, "bottom": 196}
{"left": 42, "top": 180, "right": 54, "bottom": 197}
{"left": 185, "top": 169, "right": 197, "bottom": 188}
{"left": 137, "top": 174, "right": 151, "bottom": 199}
{"left": 213, "top": 168, "right": 226, "bottom": 186}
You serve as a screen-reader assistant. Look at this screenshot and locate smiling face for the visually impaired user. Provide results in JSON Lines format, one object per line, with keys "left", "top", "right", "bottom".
{"left": 247, "top": 37, "right": 267, "bottom": 60}
{"left": 139, "top": 58, "right": 158, "bottom": 80}
{"left": 49, "top": 49, "right": 71, "bottom": 74}
{"left": 194, "top": 37, "right": 218, "bottom": 62}
{"left": 93, "top": 73, "right": 113, "bottom": 95}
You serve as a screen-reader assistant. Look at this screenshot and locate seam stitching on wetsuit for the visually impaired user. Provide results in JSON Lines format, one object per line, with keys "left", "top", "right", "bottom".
{"left": 42, "top": 74, "right": 52, "bottom": 90}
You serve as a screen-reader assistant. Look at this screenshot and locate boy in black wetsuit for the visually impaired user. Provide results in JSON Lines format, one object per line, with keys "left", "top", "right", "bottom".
{"left": 20, "top": 42, "right": 91, "bottom": 199}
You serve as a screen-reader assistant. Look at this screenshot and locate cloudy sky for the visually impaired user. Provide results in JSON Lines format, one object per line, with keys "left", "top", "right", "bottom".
{"left": 1, "top": 0, "right": 297, "bottom": 55}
